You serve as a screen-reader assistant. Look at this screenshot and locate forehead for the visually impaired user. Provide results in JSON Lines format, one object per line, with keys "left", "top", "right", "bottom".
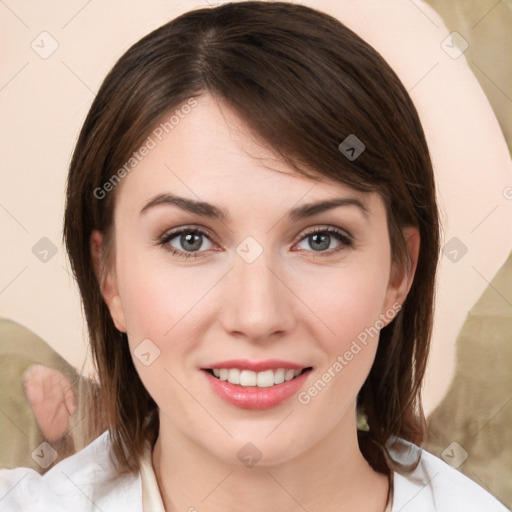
{"left": 113, "top": 93, "right": 384, "bottom": 219}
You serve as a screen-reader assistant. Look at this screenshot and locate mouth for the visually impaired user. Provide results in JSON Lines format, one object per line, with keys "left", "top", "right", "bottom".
{"left": 201, "top": 363, "right": 313, "bottom": 410}
{"left": 204, "top": 367, "right": 313, "bottom": 388}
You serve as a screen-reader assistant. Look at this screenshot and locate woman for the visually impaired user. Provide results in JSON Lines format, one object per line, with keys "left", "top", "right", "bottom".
{"left": 0, "top": 2, "right": 506, "bottom": 510}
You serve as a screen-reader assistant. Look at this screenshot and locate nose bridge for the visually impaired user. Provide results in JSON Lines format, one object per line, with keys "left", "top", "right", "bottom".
{"left": 221, "top": 237, "right": 295, "bottom": 339}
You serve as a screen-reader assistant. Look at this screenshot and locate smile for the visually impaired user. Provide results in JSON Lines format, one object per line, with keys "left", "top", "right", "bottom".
{"left": 207, "top": 368, "right": 308, "bottom": 387}
{"left": 201, "top": 360, "right": 313, "bottom": 409}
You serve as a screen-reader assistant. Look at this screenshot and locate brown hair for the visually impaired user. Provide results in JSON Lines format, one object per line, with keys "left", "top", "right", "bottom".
{"left": 64, "top": 1, "right": 440, "bottom": 476}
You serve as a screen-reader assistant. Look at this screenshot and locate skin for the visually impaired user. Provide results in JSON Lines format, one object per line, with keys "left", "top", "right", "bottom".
{"left": 92, "top": 93, "right": 419, "bottom": 512}
{"left": 23, "top": 364, "right": 77, "bottom": 441}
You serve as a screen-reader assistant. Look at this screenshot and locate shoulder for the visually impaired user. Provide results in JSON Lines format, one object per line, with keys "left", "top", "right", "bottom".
{"left": 0, "top": 430, "right": 141, "bottom": 512}
{"left": 392, "top": 443, "right": 507, "bottom": 511}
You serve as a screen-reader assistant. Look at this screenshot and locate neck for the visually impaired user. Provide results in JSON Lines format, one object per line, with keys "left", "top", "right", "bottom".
{"left": 152, "top": 412, "right": 390, "bottom": 512}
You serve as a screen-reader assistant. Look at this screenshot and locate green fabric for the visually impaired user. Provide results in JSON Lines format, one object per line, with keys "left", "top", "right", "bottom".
{"left": 0, "top": 318, "right": 77, "bottom": 473}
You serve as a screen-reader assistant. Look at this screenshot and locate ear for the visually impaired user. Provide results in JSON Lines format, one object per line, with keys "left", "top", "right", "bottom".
{"left": 381, "top": 226, "right": 420, "bottom": 321}
{"left": 90, "top": 229, "right": 127, "bottom": 333}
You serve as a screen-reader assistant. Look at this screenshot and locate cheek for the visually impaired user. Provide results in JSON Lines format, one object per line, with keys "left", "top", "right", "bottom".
{"left": 306, "top": 257, "right": 391, "bottom": 350}
{"left": 115, "top": 249, "right": 225, "bottom": 384}
{"left": 296, "top": 268, "right": 389, "bottom": 414}
{"left": 114, "top": 258, "right": 208, "bottom": 406}
{"left": 297, "top": 252, "right": 392, "bottom": 410}
{"left": 115, "top": 243, "right": 212, "bottom": 337}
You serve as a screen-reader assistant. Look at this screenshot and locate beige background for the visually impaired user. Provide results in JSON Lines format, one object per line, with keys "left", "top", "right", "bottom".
{"left": 0, "top": 0, "right": 511, "bottom": 415}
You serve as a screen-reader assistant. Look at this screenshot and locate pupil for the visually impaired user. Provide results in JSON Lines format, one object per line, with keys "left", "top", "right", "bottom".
{"left": 311, "top": 233, "right": 329, "bottom": 251}
{"left": 182, "top": 233, "right": 201, "bottom": 251}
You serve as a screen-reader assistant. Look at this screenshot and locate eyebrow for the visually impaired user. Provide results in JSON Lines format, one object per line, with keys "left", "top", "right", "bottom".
{"left": 140, "top": 193, "right": 369, "bottom": 221}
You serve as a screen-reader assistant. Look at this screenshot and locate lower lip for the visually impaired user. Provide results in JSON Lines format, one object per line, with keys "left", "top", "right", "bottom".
{"left": 203, "top": 370, "right": 311, "bottom": 410}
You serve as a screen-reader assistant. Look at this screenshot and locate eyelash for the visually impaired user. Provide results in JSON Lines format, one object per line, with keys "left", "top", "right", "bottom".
{"left": 157, "top": 226, "right": 354, "bottom": 260}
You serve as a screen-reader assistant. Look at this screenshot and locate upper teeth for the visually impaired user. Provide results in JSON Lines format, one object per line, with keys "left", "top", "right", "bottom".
{"left": 212, "top": 368, "right": 302, "bottom": 387}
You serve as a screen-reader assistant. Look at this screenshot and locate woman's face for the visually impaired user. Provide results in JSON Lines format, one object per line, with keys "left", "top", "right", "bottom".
{"left": 96, "top": 93, "right": 417, "bottom": 466}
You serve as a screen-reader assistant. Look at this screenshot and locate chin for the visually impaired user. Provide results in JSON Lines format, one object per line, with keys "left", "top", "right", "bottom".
{"left": 204, "top": 424, "right": 313, "bottom": 468}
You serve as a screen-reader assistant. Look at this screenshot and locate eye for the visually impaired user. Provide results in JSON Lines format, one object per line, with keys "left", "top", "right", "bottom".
{"left": 158, "top": 227, "right": 215, "bottom": 259}
{"left": 157, "top": 225, "right": 353, "bottom": 260}
{"left": 294, "top": 227, "right": 353, "bottom": 255}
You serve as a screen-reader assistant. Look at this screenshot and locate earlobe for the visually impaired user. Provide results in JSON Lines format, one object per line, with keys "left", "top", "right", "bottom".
{"left": 90, "top": 230, "right": 127, "bottom": 333}
{"left": 382, "top": 226, "right": 420, "bottom": 320}
{"left": 400, "top": 226, "right": 420, "bottom": 298}
{"left": 90, "top": 229, "right": 103, "bottom": 281}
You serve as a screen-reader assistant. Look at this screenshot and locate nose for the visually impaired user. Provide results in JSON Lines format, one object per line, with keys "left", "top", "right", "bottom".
{"left": 218, "top": 247, "right": 297, "bottom": 343}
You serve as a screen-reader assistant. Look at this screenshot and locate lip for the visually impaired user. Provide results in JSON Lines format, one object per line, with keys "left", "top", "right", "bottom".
{"left": 202, "top": 367, "right": 312, "bottom": 410}
{"left": 202, "top": 359, "right": 306, "bottom": 372}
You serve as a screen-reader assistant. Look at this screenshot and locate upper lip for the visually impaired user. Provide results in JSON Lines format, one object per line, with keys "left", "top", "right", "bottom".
{"left": 203, "top": 359, "right": 309, "bottom": 372}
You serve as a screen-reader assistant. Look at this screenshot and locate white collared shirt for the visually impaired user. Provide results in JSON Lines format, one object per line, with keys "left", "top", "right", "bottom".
{"left": 0, "top": 430, "right": 507, "bottom": 511}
